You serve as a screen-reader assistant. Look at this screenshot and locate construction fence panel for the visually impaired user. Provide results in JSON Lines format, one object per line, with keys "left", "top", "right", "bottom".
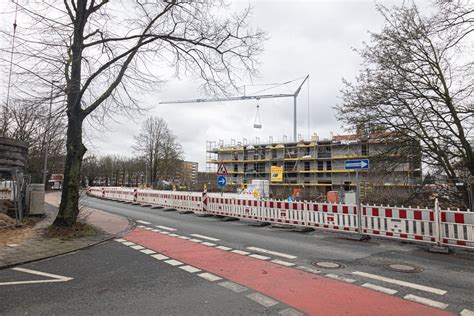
{"left": 306, "top": 202, "right": 359, "bottom": 234}
{"left": 441, "top": 210, "right": 474, "bottom": 249}
{"left": 361, "top": 205, "right": 435, "bottom": 244}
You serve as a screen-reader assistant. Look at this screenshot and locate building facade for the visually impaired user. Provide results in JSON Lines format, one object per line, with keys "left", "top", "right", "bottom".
{"left": 176, "top": 161, "right": 199, "bottom": 188}
{"left": 207, "top": 133, "right": 421, "bottom": 199}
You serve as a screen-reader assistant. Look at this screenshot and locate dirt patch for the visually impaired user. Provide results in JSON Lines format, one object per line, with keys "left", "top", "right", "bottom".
{"left": 44, "top": 222, "right": 98, "bottom": 240}
{"left": 0, "top": 213, "right": 16, "bottom": 227}
{"left": 0, "top": 226, "right": 33, "bottom": 246}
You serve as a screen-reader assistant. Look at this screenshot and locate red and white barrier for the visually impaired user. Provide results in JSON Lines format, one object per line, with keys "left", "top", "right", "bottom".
{"left": 87, "top": 186, "right": 474, "bottom": 250}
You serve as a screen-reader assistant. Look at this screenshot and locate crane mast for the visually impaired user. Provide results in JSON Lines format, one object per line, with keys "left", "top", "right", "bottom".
{"left": 159, "top": 75, "right": 309, "bottom": 142}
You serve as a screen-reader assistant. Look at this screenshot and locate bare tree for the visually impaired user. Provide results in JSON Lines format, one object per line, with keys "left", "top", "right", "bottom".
{"left": 1, "top": 1, "right": 265, "bottom": 226}
{"left": 134, "top": 116, "right": 183, "bottom": 187}
{"left": 336, "top": 2, "right": 473, "bottom": 208}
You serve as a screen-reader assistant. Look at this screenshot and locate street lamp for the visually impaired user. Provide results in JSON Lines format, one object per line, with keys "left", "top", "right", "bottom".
{"left": 42, "top": 80, "right": 57, "bottom": 188}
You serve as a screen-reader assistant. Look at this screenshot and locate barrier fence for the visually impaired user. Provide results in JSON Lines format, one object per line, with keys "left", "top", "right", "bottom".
{"left": 87, "top": 186, "right": 474, "bottom": 250}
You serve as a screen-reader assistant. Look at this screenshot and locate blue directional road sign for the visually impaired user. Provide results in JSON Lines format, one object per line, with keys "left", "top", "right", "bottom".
{"left": 217, "top": 175, "right": 227, "bottom": 188}
{"left": 344, "top": 159, "right": 370, "bottom": 170}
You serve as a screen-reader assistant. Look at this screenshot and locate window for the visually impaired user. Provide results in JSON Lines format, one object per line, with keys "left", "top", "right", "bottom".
{"left": 361, "top": 143, "right": 368, "bottom": 155}
{"left": 326, "top": 161, "right": 332, "bottom": 170}
{"left": 234, "top": 164, "right": 238, "bottom": 172}
{"left": 304, "top": 161, "right": 310, "bottom": 171}
{"left": 317, "top": 161, "right": 324, "bottom": 170}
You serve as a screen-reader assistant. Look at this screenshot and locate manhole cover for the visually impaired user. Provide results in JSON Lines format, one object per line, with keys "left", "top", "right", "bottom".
{"left": 384, "top": 263, "right": 423, "bottom": 273}
{"left": 312, "top": 261, "right": 345, "bottom": 269}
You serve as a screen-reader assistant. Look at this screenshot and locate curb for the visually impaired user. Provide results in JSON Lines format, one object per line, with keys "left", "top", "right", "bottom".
{"left": 0, "top": 213, "right": 136, "bottom": 271}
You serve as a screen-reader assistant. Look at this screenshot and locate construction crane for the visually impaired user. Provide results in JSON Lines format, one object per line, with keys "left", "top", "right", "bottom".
{"left": 159, "top": 75, "right": 309, "bottom": 142}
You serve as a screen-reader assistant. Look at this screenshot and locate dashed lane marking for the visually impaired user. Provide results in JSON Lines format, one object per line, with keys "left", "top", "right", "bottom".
{"left": 168, "top": 233, "right": 179, "bottom": 237}
{"left": 179, "top": 265, "right": 201, "bottom": 273}
{"left": 403, "top": 294, "right": 448, "bottom": 310}
{"left": 178, "top": 236, "right": 190, "bottom": 240}
{"left": 189, "top": 239, "right": 203, "bottom": 243}
{"left": 352, "top": 271, "right": 447, "bottom": 295}
{"left": 155, "top": 225, "right": 177, "bottom": 231}
{"left": 159, "top": 231, "right": 170, "bottom": 235}
{"left": 325, "top": 274, "right": 356, "bottom": 283}
{"left": 190, "top": 234, "right": 220, "bottom": 241}
{"left": 296, "top": 266, "right": 321, "bottom": 274}
{"left": 197, "top": 272, "right": 222, "bottom": 282}
{"left": 246, "top": 292, "right": 279, "bottom": 307}
{"left": 136, "top": 220, "right": 151, "bottom": 225}
{"left": 202, "top": 242, "right": 217, "bottom": 247}
{"left": 140, "top": 249, "right": 156, "bottom": 255}
{"left": 249, "top": 254, "right": 271, "bottom": 260}
{"left": 271, "top": 259, "right": 295, "bottom": 267}
{"left": 151, "top": 254, "right": 169, "bottom": 260}
{"left": 122, "top": 241, "right": 135, "bottom": 246}
{"left": 361, "top": 283, "right": 398, "bottom": 295}
{"left": 130, "top": 245, "right": 145, "bottom": 250}
{"left": 114, "top": 239, "right": 125, "bottom": 242}
{"left": 164, "top": 259, "right": 183, "bottom": 266}
{"left": 219, "top": 281, "right": 248, "bottom": 293}
{"left": 216, "top": 246, "right": 232, "bottom": 251}
{"left": 246, "top": 247, "right": 297, "bottom": 260}
{"left": 231, "top": 250, "right": 250, "bottom": 255}
{"left": 144, "top": 227, "right": 152, "bottom": 230}
{"left": 137, "top": 225, "right": 146, "bottom": 228}
{"left": 151, "top": 229, "right": 160, "bottom": 232}
{"left": 461, "top": 309, "right": 474, "bottom": 316}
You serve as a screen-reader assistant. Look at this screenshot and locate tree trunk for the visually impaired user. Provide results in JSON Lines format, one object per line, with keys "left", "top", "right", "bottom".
{"left": 54, "top": 115, "right": 86, "bottom": 226}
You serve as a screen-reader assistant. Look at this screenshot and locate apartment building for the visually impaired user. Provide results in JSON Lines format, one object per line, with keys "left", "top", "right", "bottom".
{"left": 206, "top": 133, "right": 421, "bottom": 198}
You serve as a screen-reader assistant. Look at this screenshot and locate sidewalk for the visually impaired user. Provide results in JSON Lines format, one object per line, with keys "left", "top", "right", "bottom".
{"left": 0, "top": 192, "right": 134, "bottom": 269}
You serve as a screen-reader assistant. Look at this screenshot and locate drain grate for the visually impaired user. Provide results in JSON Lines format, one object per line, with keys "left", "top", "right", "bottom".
{"left": 312, "top": 261, "right": 345, "bottom": 269}
{"left": 384, "top": 263, "right": 423, "bottom": 273}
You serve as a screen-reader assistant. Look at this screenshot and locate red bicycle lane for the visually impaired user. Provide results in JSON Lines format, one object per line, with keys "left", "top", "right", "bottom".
{"left": 125, "top": 228, "right": 451, "bottom": 316}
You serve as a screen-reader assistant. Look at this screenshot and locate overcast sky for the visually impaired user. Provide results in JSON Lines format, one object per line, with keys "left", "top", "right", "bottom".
{"left": 84, "top": 1, "right": 422, "bottom": 171}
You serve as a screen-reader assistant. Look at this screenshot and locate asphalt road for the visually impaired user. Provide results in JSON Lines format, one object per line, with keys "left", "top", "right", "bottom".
{"left": 81, "top": 195, "right": 474, "bottom": 315}
{"left": 0, "top": 241, "right": 286, "bottom": 315}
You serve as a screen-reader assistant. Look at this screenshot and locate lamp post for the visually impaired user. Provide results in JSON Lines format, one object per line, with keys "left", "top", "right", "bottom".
{"left": 42, "top": 80, "right": 56, "bottom": 188}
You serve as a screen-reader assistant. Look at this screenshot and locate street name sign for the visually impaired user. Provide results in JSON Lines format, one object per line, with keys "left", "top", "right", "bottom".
{"left": 344, "top": 159, "right": 369, "bottom": 170}
{"left": 217, "top": 175, "right": 227, "bottom": 188}
{"left": 216, "top": 162, "right": 228, "bottom": 175}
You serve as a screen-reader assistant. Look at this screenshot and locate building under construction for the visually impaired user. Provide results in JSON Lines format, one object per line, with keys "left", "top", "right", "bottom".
{"left": 206, "top": 132, "right": 422, "bottom": 200}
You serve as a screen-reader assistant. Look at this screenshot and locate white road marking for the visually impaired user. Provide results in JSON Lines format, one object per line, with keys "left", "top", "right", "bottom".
{"left": 278, "top": 308, "right": 305, "bottom": 316}
{"left": 159, "top": 231, "right": 170, "bottom": 235}
{"left": 202, "top": 242, "right": 217, "bottom": 247}
{"left": 156, "top": 225, "right": 177, "bottom": 231}
{"left": 140, "top": 249, "right": 156, "bottom": 255}
{"left": 179, "top": 265, "right": 201, "bottom": 273}
{"left": 352, "top": 271, "right": 447, "bottom": 295}
{"left": 231, "top": 250, "right": 250, "bottom": 255}
{"left": 271, "top": 259, "right": 295, "bottom": 267}
{"left": 216, "top": 246, "right": 232, "bottom": 251}
{"left": 190, "top": 234, "right": 220, "bottom": 241}
{"left": 325, "top": 274, "right": 356, "bottom": 283}
{"left": 461, "top": 309, "right": 474, "bottom": 316}
{"left": 164, "top": 259, "right": 183, "bottom": 266}
{"left": 122, "top": 241, "right": 135, "bottom": 246}
{"left": 178, "top": 236, "right": 190, "bottom": 240}
{"left": 403, "top": 294, "right": 448, "bottom": 310}
{"left": 246, "top": 292, "right": 279, "bottom": 307}
{"left": 246, "top": 247, "right": 297, "bottom": 259}
{"left": 189, "top": 239, "right": 203, "bottom": 243}
{"left": 361, "top": 283, "right": 398, "bottom": 295}
{"left": 130, "top": 245, "right": 145, "bottom": 250}
{"left": 151, "top": 254, "right": 169, "bottom": 260}
{"left": 296, "top": 266, "right": 321, "bottom": 274}
{"left": 143, "top": 227, "right": 152, "bottom": 230}
{"left": 137, "top": 225, "right": 146, "bottom": 228}
{"left": 249, "top": 254, "right": 271, "bottom": 260}
{"left": 0, "top": 268, "right": 73, "bottom": 286}
{"left": 114, "top": 239, "right": 125, "bottom": 242}
{"left": 136, "top": 220, "right": 151, "bottom": 225}
{"left": 197, "top": 272, "right": 222, "bottom": 282}
{"left": 168, "top": 233, "right": 179, "bottom": 237}
{"left": 219, "top": 281, "right": 248, "bottom": 293}
{"left": 151, "top": 229, "right": 160, "bottom": 232}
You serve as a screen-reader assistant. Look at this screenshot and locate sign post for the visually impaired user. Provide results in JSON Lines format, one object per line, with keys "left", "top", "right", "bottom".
{"left": 344, "top": 159, "right": 369, "bottom": 240}
{"left": 216, "top": 162, "right": 228, "bottom": 196}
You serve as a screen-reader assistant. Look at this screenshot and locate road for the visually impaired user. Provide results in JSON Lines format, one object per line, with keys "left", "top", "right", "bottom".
{"left": 1, "top": 195, "right": 473, "bottom": 315}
